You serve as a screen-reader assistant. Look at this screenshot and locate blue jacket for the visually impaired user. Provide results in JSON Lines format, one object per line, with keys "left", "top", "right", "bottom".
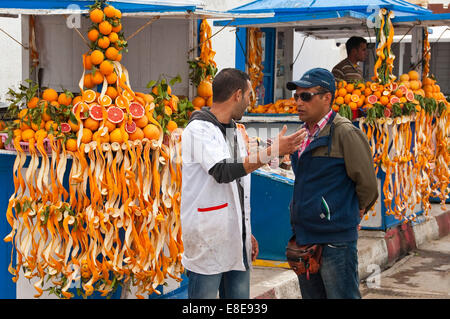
{"left": 290, "top": 112, "right": 378, "bottom": 245}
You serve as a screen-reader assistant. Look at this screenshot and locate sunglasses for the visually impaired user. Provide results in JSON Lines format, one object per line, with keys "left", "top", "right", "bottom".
{"left": 293, "top": 91, "right": 328, "bottom": 102}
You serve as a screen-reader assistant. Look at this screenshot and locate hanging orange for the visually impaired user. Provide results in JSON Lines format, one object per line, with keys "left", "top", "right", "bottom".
{"left": 90, "top": 50, "right": 104, "bottom": 65}
{"left": 99, "top": 60, "right": 114, "bottom": 76}
{"left": 197, "top": 80, "right": 212, "bottom": 98}
{"left": 105, "top": 47, "right": 119, "bottom": 61}
{"left": 97, "top": 36, "right": 110, "bottom": 49}
{"left": 87, "top": 29, "right": 99, "bottom": 42}
{"left": 104, "top": 6, "right": 116, "bottom": 18}
{"left": 99, "top": 21, "right": 112, "bottom": 35}
{"left": 90, "top": 8, "right": 104, "bottom": 24}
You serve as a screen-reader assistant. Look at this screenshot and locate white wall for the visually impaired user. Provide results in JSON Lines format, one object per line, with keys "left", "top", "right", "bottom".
{"left": 292, "top": 33, "right": 345, "bottom": 82}
{"left": 0, "top": 16, "right": 23, "bottom": 105}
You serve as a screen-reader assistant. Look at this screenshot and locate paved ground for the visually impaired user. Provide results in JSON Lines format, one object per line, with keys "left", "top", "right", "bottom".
{"left": 361, "top": 234, "right": 450, "bottom": 299}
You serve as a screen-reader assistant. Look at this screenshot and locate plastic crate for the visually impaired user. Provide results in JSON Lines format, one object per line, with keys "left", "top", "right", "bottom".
{"left": 0, "top": 133, "right": 52, "bottom": 155}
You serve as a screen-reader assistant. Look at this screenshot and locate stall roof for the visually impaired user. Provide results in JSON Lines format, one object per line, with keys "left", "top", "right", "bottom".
{"left": 213, "top": 0, "right": 436, "bottom": 39}
{"left": 227, "top": 0, "right": 430, "bottom": 15}
{"left": 0, "top": 0, "right": 273, "bottom": 19}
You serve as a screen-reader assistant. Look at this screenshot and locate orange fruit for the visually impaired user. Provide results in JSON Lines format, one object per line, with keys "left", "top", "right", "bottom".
{"left": 108, "top": 32, "right": 119, "bottom": 43}
{"left": 98, "top": 94, "right": 112, "bottom": 107}
{"left": 197, "top": 80, "right": 212, "bottom": 98}
{"left": 84, "top": 73, "right": 94, "bottom": 89}
{"left": 206, "top": 96, "right": 212, "bottom": 107}
{"left": 65, "top": 138, "right": 78, "bottom": 152}
{"left": 45, "top": 120, "right": 58, "bottom": 132}
{"left": 92, "top": 70, "right": 104, "bottom": 85}
{"left": 27, "top": 97, "right": 39, "bottom": 109}
{"left": 99, "top": 60, "right": 114, "bottom": 76}
{"left": 379, "top": 95, "right": 389, "bottom": 106}
{"left": 42, "top": 107, "right": 52, "bottom": 122}
{"left": 409, "top": 80, "right": 421, "bottom": 91}
{"left": 373, "top": 90, "right": 382, "bottom": 99}
{"left": 106, "top": 86, "right": 118, "bottom": 99}
{"left": 22, "top": 129, "right": 35, "bottom": 142}
{"left": 114, "top": 8, "right": 122, "bottom": 18}
{"left": 115, "top": 95, "right": 129, "bottom": 109}
{"left": 350, "top": 94, "right": 360, "bottom": 103}
{"left": 105, "top": 47, "right": 119, "bottom": 61}
{"left": 80, "top": 128, "right": 93, "bottom": 144}
{"left": 143, "top": 124, "right": 160, "bottom": 140}
{"left": 83, "top": 89, "right": 97, "bottom": 103}
{"left": 192, "top": 96, "right": 206, "bottom": 109}
{"left": 31, "top": 121, "right": 45, "bottom": 131}
{"left": 345, "top": 83, "right": 355, "bottom": 93}
{"left": 356, "top": 83, "right": 365, "bottom": 91}
{"left": 348, "top": 101, "right": 358, "bottom": 110}
{"left": 332, "top": 104, "right": 340, "bottom": 112}
{"left": 97, "top": 36, "right": 110, "bottom": 49}
{"left": 370, "top": 83, "right": 379, "bottom": 91}
{"left": 129, "top": 127, "right": 144, "bottom": 141}
{"left": 84, "top": 117, "right": 100, "bottom": 131}
{"left": 58, "top": 93, "right": 72, "bottom": 106}
{"left": 408, "top": 70, "right": 419, "bottom": 81}
{"left": 104, "top": 120, "right": 116, "bottom": 132}
{"left": 83, "top": 54, "right": 92, "bottom": 70}
{"left": 399, "top": 74, "right": 409, "bottom": 82}
{"left": 99, "top": 21, "right": 112, "bottom": 35}
{"left": 110, "top": 128, "right": 127, "bottom": 144}
{"left": 35, "top": 129, "right": 47, "bottom": 140}
{"left": 90, "top": 50, "right": 104, "bottom": 65}
{"left": 116, "top": 53, "right": 122, "bottom": 62}
{"left": 106, "top": 72, "right": 118, "bottom": 85}
{"left": 90, "top": 8, "right": 104, "bottom": 24}
{"left": 134, "top": 115, "right": 149, "bottom": 128}
{"left": 352, "top": 89, "right": 362, "bottom": 96}
{"left": 104, "top": 6, "right": 116, "bottom": 18}
{"left": 344, "top": 94, "right": 352, "bottom": 104}
{"left": 338, "top": 88, "right": 347, "bottom": 97}
{"left": 166, "top": 120, "right": 178, "bottom": 132}
{"left": 164, "top": 105, "right": 172, "bottom": 116}
{"left": 335, "top": 96, "right": 344, "bottom": 105}
{"left": 87, "top": 29, "right": 99, "bottom": 42}
{"left": 395, "top": 89, "right": 404, "bottom": 98}
{"left": 364, "top": 87, "right": 373, "bottom": 96}
{"left": 112, "top": 23, "right": 122, "bottom": 33}
{"left": 68, "top": 118, "right": 80, "bottom": 132}
{"left": 42, "top": 88, "right": 58, "bottom": 102}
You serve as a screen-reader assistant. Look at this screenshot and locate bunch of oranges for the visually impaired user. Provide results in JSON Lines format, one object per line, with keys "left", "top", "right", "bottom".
{"left": 83, "top": 2, "right": 125, "bottom": 94}
{"left": 192, "top": 80, "right": 213, "bottom": 110}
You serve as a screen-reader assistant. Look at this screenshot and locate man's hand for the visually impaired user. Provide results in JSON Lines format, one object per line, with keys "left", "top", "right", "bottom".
{"left": 269, "top": 125, "right": 307, "bottom": 157}
{"left": 251, "top": 235, "right": 259, "bottom": 262}
{"left": 242, "top": 126, "right": 307, "bottom": 174}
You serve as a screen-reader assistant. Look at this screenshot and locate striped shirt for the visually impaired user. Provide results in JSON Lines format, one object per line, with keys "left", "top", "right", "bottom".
{"left": 332, "top": 58, "right": 364, "bottom": 82}
{"left": 298, "top": 110, "right": 333, "bottom": 158}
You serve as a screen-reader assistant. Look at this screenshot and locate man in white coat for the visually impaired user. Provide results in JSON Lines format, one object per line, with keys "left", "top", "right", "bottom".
{"left": 181, "top": 68, "right": 307, "bottom": 299}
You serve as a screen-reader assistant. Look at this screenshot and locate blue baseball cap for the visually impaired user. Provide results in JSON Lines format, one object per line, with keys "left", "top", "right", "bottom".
{"left": 286, "top": 68, "right": 336, "bottom": 93}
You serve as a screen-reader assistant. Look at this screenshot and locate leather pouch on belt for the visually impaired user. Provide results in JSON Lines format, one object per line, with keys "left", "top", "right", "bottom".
{"left": 285, "top": 235, "right": 323, "bottom": 280}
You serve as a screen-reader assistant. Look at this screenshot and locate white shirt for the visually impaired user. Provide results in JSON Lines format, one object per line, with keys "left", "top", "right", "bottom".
{"left": 180, "top": 120, "right": 252, "bottom": 275}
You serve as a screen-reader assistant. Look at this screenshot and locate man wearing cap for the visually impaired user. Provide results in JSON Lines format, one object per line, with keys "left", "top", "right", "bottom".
{"left": 286, "top": 68, "right": 378, "bottom": 299}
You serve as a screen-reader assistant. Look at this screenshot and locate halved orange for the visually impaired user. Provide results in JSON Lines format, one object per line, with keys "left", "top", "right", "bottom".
{"left": 83, "top": 89, "right": 97, "bottom": 103}
{"left": 98, "top": 94, "right": 112, "bottom": 107}
{"left": 115, "top": 95, "right": 129, "bottom": 109}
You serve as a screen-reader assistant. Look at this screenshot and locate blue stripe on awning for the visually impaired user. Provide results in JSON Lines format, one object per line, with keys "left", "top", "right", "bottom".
{"left": 214, "top": 9, "right": 368, "bottom": 27}
{"left": 393, "top": 12, "right": 450, "bottom": 23}
{"left": 0, "top": 0, "right": 197, "bottom": 13}
{"left": 229, "top": 0, "right": 431, "bottom": 15}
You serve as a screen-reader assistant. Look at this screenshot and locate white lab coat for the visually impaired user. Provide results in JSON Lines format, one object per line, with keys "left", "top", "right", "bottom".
{"left": 180, "top": 119, "right": 252, "bottom": 275}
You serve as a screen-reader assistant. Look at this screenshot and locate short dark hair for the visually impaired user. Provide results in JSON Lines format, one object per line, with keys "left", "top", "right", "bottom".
{"left": 212, "top": 68, "right": 250, "bottom": 103}
{"left": 345, "top": 37, "right": 367, "bottom": 56}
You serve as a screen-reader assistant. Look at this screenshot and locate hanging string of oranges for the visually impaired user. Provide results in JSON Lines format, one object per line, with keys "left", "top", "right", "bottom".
{"left": 3, "top": 0, "right": 184, "bottom": 299}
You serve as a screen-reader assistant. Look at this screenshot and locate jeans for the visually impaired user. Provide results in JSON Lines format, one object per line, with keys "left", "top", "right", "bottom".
{"left": 297, "top": 240, "right": 361, "bottom": 299}
{"left": 186, "top": 269, "right": 250, "bottom": 299}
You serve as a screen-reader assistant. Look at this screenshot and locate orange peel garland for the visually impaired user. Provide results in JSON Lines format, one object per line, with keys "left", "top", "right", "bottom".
{"left": 247, "top": 28, "right": 264, "bottom": 108}
{"left": 359, "top": 102, "right": 450, "bottom": 223}
{"left": 2, "top": 0, "right": 184, "bottom": 299}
